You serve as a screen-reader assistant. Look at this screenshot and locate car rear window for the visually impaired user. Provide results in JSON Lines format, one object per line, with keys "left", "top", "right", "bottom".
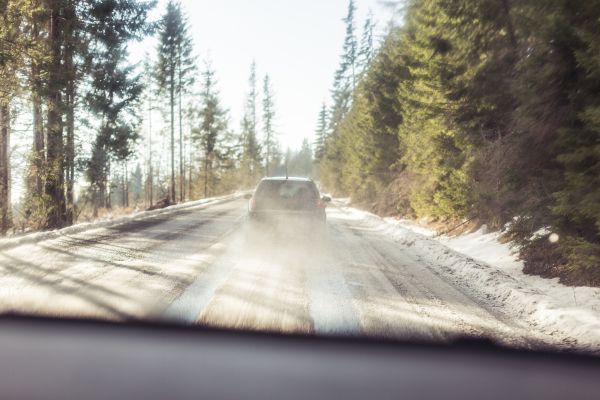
{"left": 256, "top": 180, "right": 319, "bottom": 200}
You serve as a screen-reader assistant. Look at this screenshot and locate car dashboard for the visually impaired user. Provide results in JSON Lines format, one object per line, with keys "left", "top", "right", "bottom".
{"left": 0, "top": 316, "right": 598, "bottom": 400}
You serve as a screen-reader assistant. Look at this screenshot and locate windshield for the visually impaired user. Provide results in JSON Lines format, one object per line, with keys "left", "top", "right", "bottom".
{"left": 1, "top": 0, "right": 600, "bottom": 357}
{"left": 254, "top": 180, "right": 319, "bottom": 210}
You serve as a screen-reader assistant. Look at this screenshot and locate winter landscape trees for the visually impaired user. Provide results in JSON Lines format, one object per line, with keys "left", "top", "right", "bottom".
{"left": 3, "top": 0, "right": 600, "bottom": 285}
{"left": 0, "top": 0, "right": 305, "bottom": 236}
{"left": 319, "top": 0, "right": 600, "bottom": 285}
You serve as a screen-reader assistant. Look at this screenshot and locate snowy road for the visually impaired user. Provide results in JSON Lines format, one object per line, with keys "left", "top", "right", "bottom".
{"left": 0, "top": 198, "right": 551, "bottom": 348}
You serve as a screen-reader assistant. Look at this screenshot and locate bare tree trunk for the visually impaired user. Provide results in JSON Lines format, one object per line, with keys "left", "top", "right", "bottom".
{"left": 188, "top": 125, "right": 193, "bottom": 200}
{"left": 44, "top": 6, "right": 67, "bottom": 229}
{"left": 147, "top": 163, "right": 153, "bottom": 207}
{"left": 170, "top": 71, "right": 176, "bottom": 203}
{"left": 178, "top": 73, "right": 184, "bottom": 202}
{"left": 204, "top": 154, "right": 209, "bottom": 198}
{"left": 147, "top": 96, "right": 153, "bottom": 207}
{"left": 33, "top": 90, "right": 44, "bottom": 195}
{"left": 265, "top": 135, "right": 270, "bottom": 177}
{"left": 155, "top": 164, "right": 160, "bottom": 201}
{"left": 64, "top": 0, "right": 76, "bottom": 224}
{"left": 125, "top": 163, "right": 129, "bottom": 207}
{"left": 92, "top": 187, "right": 99, "bottom": 218}
{"left": 45, "top": 97, "right": 67, "bottom": 229}
{"left": 98, "top": 158, "right": 106, "bottom": 213}
{"left": 0, "top": 103, "right": 11, "bottom": 235}
{"left": 31, "top": 20, "right": 45, "bottom": 199}
{"left": 122, "top": 166, "right": 125, "bottom": 207}
{"left": 123, "top": 161, "right": 129, "bottom": 208}
{"left": 65, "top": 60, "right": 75, "bottom": 223}
{"left": 106, "top": 159, "right": 111, "bottom": 209}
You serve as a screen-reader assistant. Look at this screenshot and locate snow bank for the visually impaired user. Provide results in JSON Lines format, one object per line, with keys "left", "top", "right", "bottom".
{"left": 343, "top": 206, "right": 600, "bottom": 352}
{"left": 0, "top": 192, "right": 247, "bottom": 251}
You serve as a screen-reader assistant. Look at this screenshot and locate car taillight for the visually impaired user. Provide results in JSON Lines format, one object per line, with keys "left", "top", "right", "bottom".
{"left": 316, "top": 199, "right": 326, "bottom": 209}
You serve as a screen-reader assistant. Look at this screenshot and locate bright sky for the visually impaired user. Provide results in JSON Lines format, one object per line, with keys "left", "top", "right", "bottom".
{"left": 144, "top": 0, "right": 396, "bottom": 150}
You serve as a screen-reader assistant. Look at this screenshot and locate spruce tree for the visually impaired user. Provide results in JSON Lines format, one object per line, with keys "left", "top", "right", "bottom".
{"left": 347, "top": 30, "right": 404, "bottom": 202}
{"left": 342, "top": 0, "right": 358, "bottom": 92}
{"left": 358, "top": 10, "right": 376, "bottom": 76}
{"left": 395, "top": 0, "right": 472, "bottom": 217}
{"left": 194, "top": 62, "right": 227, "bottom": 197}
{"left": 329, "top": 0, "right": 358, "bottom": 133}
{"left": 322, "top": 0, "right": 359, "bottom": 193}
{"left": 313, "top": 103, "right": 328, "bottom": 163}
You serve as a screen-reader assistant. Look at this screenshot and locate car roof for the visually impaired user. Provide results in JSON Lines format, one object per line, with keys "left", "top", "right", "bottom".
{"left": 261, "top": 177, "right": 313, "bottom": 183}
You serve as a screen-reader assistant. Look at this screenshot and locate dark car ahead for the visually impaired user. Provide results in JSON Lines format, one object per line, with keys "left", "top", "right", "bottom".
{"left": 246, "top": 177, "right": 331, "bottom": 231}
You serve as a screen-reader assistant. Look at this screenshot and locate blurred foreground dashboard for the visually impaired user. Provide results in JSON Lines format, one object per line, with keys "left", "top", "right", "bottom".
{"left": 0, "top": 316, "right": 598, "bottom": 400}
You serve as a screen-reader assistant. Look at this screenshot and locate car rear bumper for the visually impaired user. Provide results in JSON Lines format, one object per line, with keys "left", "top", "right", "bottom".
{"left": 246, "top": 211, "right": 328, "bottom": 243}
{"left": 248, "top": 211, "right": 326, "bottom": 228}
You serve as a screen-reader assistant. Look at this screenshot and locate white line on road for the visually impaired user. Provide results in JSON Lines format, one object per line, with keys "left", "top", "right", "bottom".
{"left": 306, "top": 259, "right": 362, "bottom": 336}
{"left": 163, "top": 219, "right": 246, "bottom": 323}
{"left": 163, "top": 242, "right": 235, "bottom": 323}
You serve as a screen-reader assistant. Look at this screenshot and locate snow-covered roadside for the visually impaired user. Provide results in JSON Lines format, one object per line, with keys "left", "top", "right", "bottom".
{"left": 339, "top": 204, "right": 600, "bottom": 352}
{"left": 0, "top": 192, "right": 248, "bottom": 251}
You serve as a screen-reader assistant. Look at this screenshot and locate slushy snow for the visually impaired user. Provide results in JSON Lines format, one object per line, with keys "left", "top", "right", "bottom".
{"left": 340, "top": 204, "right": 600, "bottom": 352}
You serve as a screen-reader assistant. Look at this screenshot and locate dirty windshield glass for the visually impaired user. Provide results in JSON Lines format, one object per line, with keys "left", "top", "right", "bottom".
{"left": 1, "top": 0, "right": 600, "bottom": 356}
{"left": 254, "top": 180, "right": 318, "bottom": 209}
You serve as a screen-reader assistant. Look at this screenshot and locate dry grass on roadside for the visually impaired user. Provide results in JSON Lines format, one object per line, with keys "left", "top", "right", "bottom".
{"left": 76, "top": 205, "right": 142, "bottom": 223}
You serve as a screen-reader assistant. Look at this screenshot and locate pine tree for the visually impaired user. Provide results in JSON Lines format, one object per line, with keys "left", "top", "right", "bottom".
{"left": 329, "top": 0, "right": 358, "bottom": 133}
{"left": 85, "top": 1, "right": 149, "bottom": 216}
{"left": 42, "top": 1, "right": 68, "bottom": 228}
{"left": 396, "top": 0, "right": 473, "bottom": 218}
{"left": 130, "top": 163, "right": 143, "bottom": 204}
{"left": 262, "top": 74, "right": 277, "bottom": 176}
{"left": 17, "top": 0, "right": 152, "bottom": 228}
{"left": 247, "top": 61, "right": 259, "bottom": 141}
{"left": 212, "top": 127, "right": 241, "bottom": 193}
{"left": 0, "top": 0, "right": 23, "bottom": 234}
{"left": 240, "top": 61, "right": 262, "bottom": 186}
{"left": 435, "top": 0, "right": 518, "bottom": 225}
{"left": 269, "top": 144, "right": 284, "bottom": 176}
{"left": 194, "top": 61, "right": 227, "bottom": 197}
{"left": 322, "top": 0, "right": 359, "bottom": 192}
{"left": 289, "top": 138, "right": 313, "bottom": 177}
{"left": 0, "top": 0, "right": 153, "bottom": 230}
{"left": 318, "top": 0, "right": 600, "bottom": 282}
{"left": 28, "top": 4, "right": 47, "bottom": 206}
{"left": 321, "top": 29, "right": 404, "bottom": 202}
{"left": 342, "top": 0, "right": 358, "bottom": 92}
{"left": 142, "top": 53, "right": 157, "bottom": 207}
{"left": 63, "top": 0, "right": 78, "bottom": 224}
{"left": 516, "top": 0, "right": 600, "bottom": 276}
{"left": 240, "top": 114, "right": 262, "bottom": 184}
{"left": 176, "top": 7, "right": 196, "bottom": 202}
{"left": 358, "top": 10, "right": 376, "bottom": 75}
{"left": 156, "top": 0, "right": 193, "bottom": 203}
{"left": 555, "top": 0, "right": 600, "bottom": 234}
{"left": 313, "top": 103, "right": 328, "bottom": 162}
{"left": 0, "top": 104, "right": 10, "bottom": 235}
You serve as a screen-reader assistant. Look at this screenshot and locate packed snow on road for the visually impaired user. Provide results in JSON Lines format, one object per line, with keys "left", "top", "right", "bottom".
{"left": 0, "top": 196, "right": 598, "bottom": 353}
